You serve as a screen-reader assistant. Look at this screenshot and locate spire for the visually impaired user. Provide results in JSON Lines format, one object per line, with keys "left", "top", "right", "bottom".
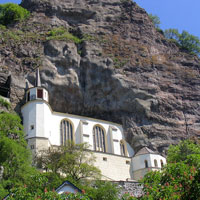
{"left": 35, "top": 68, "right": 41, "bottom": 87}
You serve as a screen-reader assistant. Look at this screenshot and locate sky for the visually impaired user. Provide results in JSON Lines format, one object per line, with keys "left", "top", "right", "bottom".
{"left": 135, "top": 0, "right": 200, "bottom": 38}
{"left": 1, "top": 0, "right": 200, "bottom": 38}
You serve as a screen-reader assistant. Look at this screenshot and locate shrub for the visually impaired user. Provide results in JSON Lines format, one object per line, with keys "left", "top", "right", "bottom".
{"left": 0, "top": 97, "right": 11, "bottom": 109}
{"left": 47, "top": 27, "right": 82, "bottom": 44}
{"left": 0, "top": 3, "right": 30, "bottom": 26}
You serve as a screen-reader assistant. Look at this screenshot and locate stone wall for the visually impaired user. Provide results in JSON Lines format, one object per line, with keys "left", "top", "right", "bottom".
{"left": 114, "top": 181, "right": 143, "bottom": 198}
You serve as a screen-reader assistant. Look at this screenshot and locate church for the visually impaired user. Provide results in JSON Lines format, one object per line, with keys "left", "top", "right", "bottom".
{"left": 21, "top": 69, "right": 166, "bottom": 181}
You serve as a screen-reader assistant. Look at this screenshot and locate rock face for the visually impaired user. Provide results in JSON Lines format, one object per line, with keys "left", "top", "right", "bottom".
{"left": 0, "top": 0, "right": 200, "bottom": 154}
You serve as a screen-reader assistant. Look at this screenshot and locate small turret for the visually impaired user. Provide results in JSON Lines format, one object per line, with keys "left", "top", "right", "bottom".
{"left": 132, "top": 147, "right": 166, "bottom": 180}
{"left": 26, "top": 68, "right": 49, "bottom": 102}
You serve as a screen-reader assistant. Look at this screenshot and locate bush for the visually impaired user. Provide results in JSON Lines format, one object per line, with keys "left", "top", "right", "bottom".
{"left": 0, "top": 97, "right": 11, "bottom": 109}
{"left": 0, "top": 3, "right": 30, "bottom": 26}
{"left": 47, "top": 27, "right": 82, "bottom": 44}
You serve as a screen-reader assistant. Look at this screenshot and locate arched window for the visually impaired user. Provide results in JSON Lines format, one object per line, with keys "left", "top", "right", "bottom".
{"left": 93, "top": 125, "right": 106, "bottom": 152}
{"left": 60, "top": 119, "right": 74, "bottom": 145}
{"left": 144, "top": 160, "right": 148, "bottom": 168}
{"left": 154, "top": 159, "right": 158, "bottom": 167}
{"left": 160, "top": 159, "right": 164, "bottom": 168}
{"left": 120, "top": 140, "right": 127, "bottom": 156}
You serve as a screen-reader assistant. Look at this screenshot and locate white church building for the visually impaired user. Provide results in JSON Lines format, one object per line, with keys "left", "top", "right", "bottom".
{"left": 21, "top": 69, "right": 166, "bottom": 181}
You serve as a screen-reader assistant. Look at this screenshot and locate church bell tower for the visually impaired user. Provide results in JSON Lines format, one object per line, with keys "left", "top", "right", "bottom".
{"left": 21, "top": 68, "right": 50, "bottom": 152}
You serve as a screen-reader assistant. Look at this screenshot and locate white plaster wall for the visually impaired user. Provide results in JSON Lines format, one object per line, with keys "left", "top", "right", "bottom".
{"left": 132, "top": 154, "right": 166, "bottom": 171}
{"left": 36, "top": 102, "right": 45, "bottom": 137}
{"left": 132, "top": 154, "right": 151, "bottom": 171}
{"left": 149, "top": 154, "right": 166, "bottom": 168}
{"left": 28, "top": 101, "right": 135, "bottom": 157}
{"left": 93, "top": 152, "right": 132, "bottom": 181}
{"left": 43, "top": 89, "right": 49, "bottom": 102}
{"left": 22, "top": 102, "right": 36, "bottom": 138}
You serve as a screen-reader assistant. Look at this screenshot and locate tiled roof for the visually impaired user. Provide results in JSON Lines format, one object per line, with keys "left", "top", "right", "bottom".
{"left": 134, "top": 147, "right": 157, "bottom": 157}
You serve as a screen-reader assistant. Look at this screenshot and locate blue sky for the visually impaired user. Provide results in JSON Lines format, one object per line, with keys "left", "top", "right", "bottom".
{"left": 1, "top": 0, "right": 200, "bottom": 38}
{"left": 135, "top": 0, "right": 200, "bottom": 37}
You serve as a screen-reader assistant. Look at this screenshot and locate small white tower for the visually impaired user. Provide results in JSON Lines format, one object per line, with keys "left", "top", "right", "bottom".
{"left": 132, "top": 147, "right": 166, "bottom": 180}
{"left": 21, "top": 68, "right": 50, "bottom": 152}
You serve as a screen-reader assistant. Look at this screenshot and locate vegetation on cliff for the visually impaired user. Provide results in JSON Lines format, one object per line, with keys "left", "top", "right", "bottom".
{"left": 0, "top": 3, "right": 29, "bottom": 26}
{"left": 164, "top": 29, "right": 200, "bottom": 56}
{"left": 149, "top": 14, "right": 200, "bottom": 56}
{"left": 0, "top": 97, "right": 10, "bottom": 109}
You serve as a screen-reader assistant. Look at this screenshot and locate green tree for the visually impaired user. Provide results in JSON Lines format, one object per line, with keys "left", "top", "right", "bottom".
{"left": 164, "top": 28, "right": 180, "bottom": 41}
{"left": 148, "top": 14, "right": 160, "bottom": 28}
{"left": 0, "top": 3, "right": 30, "bottom": 26}
{"left": 179, "top": 30, "right": 200, "bottom": 55}
{"left": 164, "top": 29, "right": 200, "bottom": 56}
{"left": 140, "top": 140, "right": 200, "bottom": 200}
{"left": 36, "top": 142, "right": 101, "bottom": 182}
{"left": 0, "top": 112, "right": 25, "bottom": 146}
{"left": 0, "top": 112, "right": 36, "bottom": 199}
{"left": 167, "top": 139, "right": 200, "bottom": 164}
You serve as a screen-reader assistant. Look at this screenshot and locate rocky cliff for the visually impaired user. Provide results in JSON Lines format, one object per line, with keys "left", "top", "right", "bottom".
{"left": 0, "top": 0, "right": 200, "bottom": 154}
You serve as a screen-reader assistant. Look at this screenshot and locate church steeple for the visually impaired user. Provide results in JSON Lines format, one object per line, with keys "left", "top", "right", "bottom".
{"left": 35, "top": 68, "right": 41, "bottom": 87}
{"left": 25, "top": 68, "right": 49, "bottom": 103}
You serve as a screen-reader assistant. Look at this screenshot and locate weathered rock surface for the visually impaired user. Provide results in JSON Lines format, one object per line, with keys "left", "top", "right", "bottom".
{"left": 0, "top": 0, "right": 200, "bottom": 154}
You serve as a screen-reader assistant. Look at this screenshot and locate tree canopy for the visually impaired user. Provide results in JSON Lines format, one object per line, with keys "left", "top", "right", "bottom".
{"left": 0, "top": 112, "right": 35, "bottom": 199}
{"left": 148, "top": 14, "right": 160, "bottom": 28}
{"left": 164, "top": 29, "right": 200, "bottom": 56}
{"left": 35, "top": 142, "right": 101, "bottom": 182}
{"left": 0, "top": 3, "right": 30, "bottom": 26}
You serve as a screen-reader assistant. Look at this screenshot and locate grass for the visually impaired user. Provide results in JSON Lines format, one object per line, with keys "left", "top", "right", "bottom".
{"left": 0, "top": 97, "right": 11, "bottom": 109}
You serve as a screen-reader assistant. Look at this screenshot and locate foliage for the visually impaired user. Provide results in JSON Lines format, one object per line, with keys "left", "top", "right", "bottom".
{"left": 0, "top": 3, "right": 30, "bottom": 26}
{"left": 35, "top": 141, "right": 101, "bottom": 182}
{"left": 0, "top": 112, "right": 25, "bottom": 145}
{"left": 6, "top": 186, "right": 90, "bottom": 200}
{"left": 140, "top": 140, "right": 200, "bottom": 200}
{"left": 179, "top": 30, "right": 200, "bottom": 55}
{"left": 164, "top": 29, "right": 200, "bottom": 56}
{"left": 164, "top": 28, "right": 180, "bottom": 41}
{"left": 148, "top": 14, "right": 160, "bottom": 28}
{"left": 167, "top": 139, "right": 200, "bottom": 164}
{"left": 121, "top": 193, "right": 137, "bottom": 200}
{"left": 0, "top": 97, "right": 11, "bottom": 109}
{"left": 86, "top": 180, "right": 120, "bottom": 200}
{"left": 0, "top": 112, "right": 36, "bottom": 199}
{"left": 42, "top": 172, "right": 64, "bottom": 191}
{"left": 47, "top": 27, "right": 82, "bottom": 44}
